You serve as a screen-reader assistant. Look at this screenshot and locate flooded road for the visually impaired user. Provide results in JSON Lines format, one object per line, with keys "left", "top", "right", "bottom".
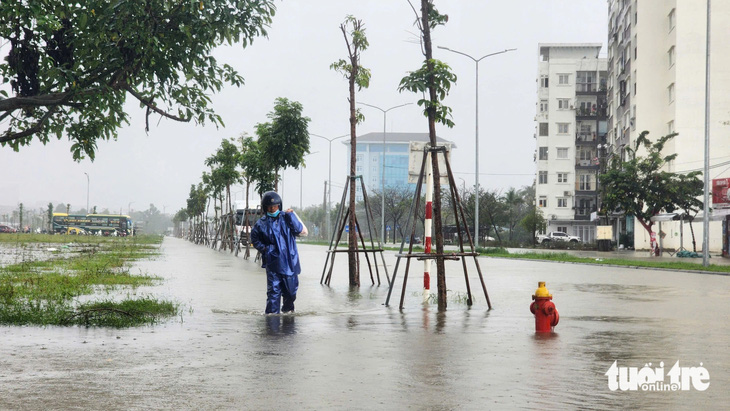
{"left": 1, "top": 237, "right": 728, "bottom": 410}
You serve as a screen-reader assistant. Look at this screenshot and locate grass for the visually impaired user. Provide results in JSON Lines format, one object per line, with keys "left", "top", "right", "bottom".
{"left": 480, "top": 249, "right": 730, "bottom": 274}
{"left": 0, "top": 235, "right": 178, "bottom": 327}
{"left": 302, "top": 240, "right": 730, "bottom": 274}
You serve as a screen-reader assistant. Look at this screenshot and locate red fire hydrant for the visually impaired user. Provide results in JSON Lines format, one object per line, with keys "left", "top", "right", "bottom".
{"left": 530, "top": 281, "right": 559, "bottom": 333}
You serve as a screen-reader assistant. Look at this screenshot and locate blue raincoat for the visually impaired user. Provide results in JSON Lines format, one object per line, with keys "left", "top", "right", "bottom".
{"left": 251, "top": 211, "right": 303, "bottom": 313}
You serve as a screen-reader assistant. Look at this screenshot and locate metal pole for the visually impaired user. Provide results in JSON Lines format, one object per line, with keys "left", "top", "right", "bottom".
{"left": 84, "top": 172, "right": 89, "bottom": 213}
{"left": 475, "top": 60, "right": 480, "bottom": 246}
{"left": 437, "top": 46, "right": 516, "bottom": 247}
{"left": 382, "top": 114, "right": 387, "bottom": 244}
{"left": 703, "top": 0, "right": 711, "bottom": 266}
{"left": 358, "top": 102, "right": 412, "bottom": 245}
{"left": 311, "top": 133, "right": 348, "bottom": 241}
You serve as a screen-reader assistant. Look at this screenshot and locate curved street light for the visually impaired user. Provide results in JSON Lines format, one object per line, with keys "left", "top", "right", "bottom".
{"left": 357, "top": 102, "right": 413, "bottom": 244}
{"left": 437, "top": 45, "right": 516, "bottom": 245}
{"left": 311, "top": 133, "right": 349, "bottom": 241}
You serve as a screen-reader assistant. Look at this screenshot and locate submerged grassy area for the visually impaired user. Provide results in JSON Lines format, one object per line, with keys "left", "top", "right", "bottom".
{"left": 0, "top": 235, "right": 179, "bottom": 327}
{"left": 478, "top": 247, "right": 730, "bottom": 274}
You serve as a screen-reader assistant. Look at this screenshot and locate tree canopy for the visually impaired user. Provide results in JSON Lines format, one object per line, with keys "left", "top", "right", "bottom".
{"left": 0, "top": 0, "right": 275, "bottom": 160}
{"left": 600, "top": 131, "right": 703, "bottom": 234}
{"left": 256, "top": 97, "right": 311, "bottom": 190}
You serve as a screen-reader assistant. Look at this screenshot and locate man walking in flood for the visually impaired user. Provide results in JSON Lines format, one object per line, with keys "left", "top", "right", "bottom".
{"left": 251, "top": 191, "right": 306, "bottom": 314}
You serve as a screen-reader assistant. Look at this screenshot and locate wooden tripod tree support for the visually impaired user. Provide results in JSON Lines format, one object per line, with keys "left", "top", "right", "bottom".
{"left": 234, "top": 208, "right": 261, "bottom": 260}
{"left": 320, "top": 175, "right": 391, "bottom": 287}
{"left": 384, "top": 146, "right": 492, "bottom": 310}
{"left": 211, "top": 213, "right": 236, "bottom": 252}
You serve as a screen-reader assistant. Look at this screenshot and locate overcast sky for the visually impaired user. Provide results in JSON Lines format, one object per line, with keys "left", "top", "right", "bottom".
{"left": 1, "top": 0, "right": 608, "bottom": 215}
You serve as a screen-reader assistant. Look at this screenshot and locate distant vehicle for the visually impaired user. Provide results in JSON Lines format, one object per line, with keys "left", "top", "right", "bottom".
{"left": 0, "top": 224, "right": 17, "bottom": 233}
{"left": 66, "top": 227, "right": 88, "bottom": 235}
{"left": 536, "top": 231, "right": 581, "bottom": 244}
{"left": 52, "top": 213, "right": 133, "bottom": 236}
{"left": 405, "top": 236, "right": 422, "bottom": 244}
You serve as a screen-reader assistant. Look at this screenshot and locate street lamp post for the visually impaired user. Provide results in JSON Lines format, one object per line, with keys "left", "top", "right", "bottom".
{"left": 438, "top": 46, "right": 515, "bottom": 245}
{"left": 298, "top": 151, "right": 319, "bottom": 210}
{"left": 357, "top": 102, "right": 412, "bottom": 245}
{"left": 83, "top": 172, "right": 89, "bottom": 213}
{"left": 128, "top": 202, "right": 134, "bottom": 215}
{"left": 311, "top": 133, "right": 349, "bottom": 241}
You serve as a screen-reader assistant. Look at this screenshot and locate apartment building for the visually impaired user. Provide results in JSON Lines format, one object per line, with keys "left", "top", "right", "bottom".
{"left": 535, "top": 44, "right": 608, "bottom": 243}
{"left": 607, "top": 0, "right": 730, "bottom": 252}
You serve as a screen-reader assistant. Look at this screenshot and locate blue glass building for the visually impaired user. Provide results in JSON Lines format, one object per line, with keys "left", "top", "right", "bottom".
{"left": 345, "top": 132, "right": 455, "bottom": 201}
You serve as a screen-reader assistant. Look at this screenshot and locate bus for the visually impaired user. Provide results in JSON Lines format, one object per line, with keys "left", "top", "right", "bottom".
{"left": 52, "top": 213, "right": 133, "bottom": 236}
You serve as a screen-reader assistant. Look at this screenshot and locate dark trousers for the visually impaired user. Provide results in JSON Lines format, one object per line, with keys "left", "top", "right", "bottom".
{"left": 265, "top": 271, "right": 299, "bottom": 314}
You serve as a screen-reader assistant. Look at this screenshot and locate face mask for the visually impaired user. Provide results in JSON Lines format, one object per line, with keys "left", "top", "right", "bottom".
{"left": 267, "top": 210, "right": 280, "bottom": 218}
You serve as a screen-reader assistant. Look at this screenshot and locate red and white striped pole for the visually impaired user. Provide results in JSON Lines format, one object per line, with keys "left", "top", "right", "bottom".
{"left": 423, "top": 152, "right": 433, "bottom": 303}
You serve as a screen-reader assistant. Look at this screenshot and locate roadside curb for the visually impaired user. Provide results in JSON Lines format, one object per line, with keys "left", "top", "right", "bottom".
{"left": 482, "top": 255, "right": 730, "bottom": 277}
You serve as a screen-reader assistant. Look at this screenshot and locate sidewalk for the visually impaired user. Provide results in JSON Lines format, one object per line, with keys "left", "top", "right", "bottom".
{"left": 503, "top": 246, "right": 730, "bottom": 266}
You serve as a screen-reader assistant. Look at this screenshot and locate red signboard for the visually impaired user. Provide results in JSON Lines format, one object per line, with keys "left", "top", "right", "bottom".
{"left": 713, "top": 178, "right": 730, "bottom": 206}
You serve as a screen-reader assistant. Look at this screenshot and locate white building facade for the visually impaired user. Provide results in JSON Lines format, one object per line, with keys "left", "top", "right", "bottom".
{"left": 607, "top": 0, "right": 730, "bottom": 252}
{"left": 535, "top": 44, "right": 608, "bottom": 243}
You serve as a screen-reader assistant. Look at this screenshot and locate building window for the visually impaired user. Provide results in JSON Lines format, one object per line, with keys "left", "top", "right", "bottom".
{"left": 558, "top": 74, "right": 570, "bottom": 85}
{"left": 557, "top": 173, "right": 568, "bottom": 183}
{"left": 356, "top": 165, "right": 363, "bottom": 173}
{"left": 539, "top": 147, "right": 548, "bottom": 160}
{"left": 539, "top": 123, "right": 549, "bottom": 136}
{"left": 668, "top": 46, "right": 675, "bottom": 68}
{"left": 557, "top": 226, "right": 567, "bottom": 233}
{"left": 538, "top": 171, "right": 548, "bottom": 184}
{"left": 557, "top": 123, "right": 569, "bottom": 134}
{"left": 558, "top": 99, "right": 570, "bottom": 110}
{"left": 668, "top": 83, "right": 675, "bottom": 104}
{"left": 579, "top": 174, "right": 592, "bottom": 191}
{"left": 557, "top": 198, "right": 568, "bottom": 208}
{"left": 540, "top": 100, "right": 548, "bottom": 113}
{"left": 578, "top": 148, "right": 592, "bottom": 161}
{"left": 356, "top": 154, "right": 364, "bottom": 163}
{"left": 668, "top": 9, "right": 676, "bottom": 32}
{"left": 540, "top": 75, "right": 549, "bottom": 88}
{"left": 538, "top": 197, "right": 547, "bottom": 208}
{"left": 557, "top": 148, "right": 568, "bottom": 159}
{"left": 668, "top": 120, "right": 675, "bottom": 135}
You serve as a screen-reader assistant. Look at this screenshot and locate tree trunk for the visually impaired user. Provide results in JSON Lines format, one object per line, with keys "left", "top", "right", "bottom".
{"left": 421, "top": 0, "right": 446, "bottom": 311}
{"left": 347, "top": 68, "right": 360, "bottom": 287}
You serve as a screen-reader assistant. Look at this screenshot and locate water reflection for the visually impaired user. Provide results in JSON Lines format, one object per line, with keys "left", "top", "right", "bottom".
{"left": 264, "top": 314, "right": 297, "bottom": 336}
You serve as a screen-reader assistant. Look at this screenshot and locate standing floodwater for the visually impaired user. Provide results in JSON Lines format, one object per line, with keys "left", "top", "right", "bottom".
{"left": 1, "top": 237, "right": 728, "bottom": 409}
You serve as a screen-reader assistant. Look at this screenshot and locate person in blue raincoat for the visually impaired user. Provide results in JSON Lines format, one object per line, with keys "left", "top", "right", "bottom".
{"left": 251, "top": 191, "right": 307, "bottom": 314}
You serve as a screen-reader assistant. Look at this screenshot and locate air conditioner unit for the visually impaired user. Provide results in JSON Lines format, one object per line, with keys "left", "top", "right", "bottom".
{"left": 564, "top": 191, "right": 572, "bottom": 197}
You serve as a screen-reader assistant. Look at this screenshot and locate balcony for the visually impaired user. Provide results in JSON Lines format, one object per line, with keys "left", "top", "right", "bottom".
{"left": 576, "top": 106, "right": 608, "bottom": 119}
{"left": 575, "top": 158, "right": 599, "bottom": 169}
{"left": 576, "top": 132, "right": 598, "bottom": 145}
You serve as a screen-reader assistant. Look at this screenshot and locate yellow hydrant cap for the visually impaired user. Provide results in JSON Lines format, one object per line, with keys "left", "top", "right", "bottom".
{"left": 534, "top": 281, "right": 552, "bottom": 298}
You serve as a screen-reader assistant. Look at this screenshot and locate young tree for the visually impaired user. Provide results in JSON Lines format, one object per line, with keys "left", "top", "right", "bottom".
{"left": 600, "top": 131, "right": 703, "bottom": 246}
{"left": 398, "top": 0, "right": 457, "bottom": 310}
{"left": 46, "top": 202, "right": 53, "bottom": 232}
{"left": 503, "top": 188, "right": 524, "bottom": 242}
{"left": 237, "top": 135, "right": 257, "bottom": 209}
{"left": 520, "top": 205, "right": 546, "bottom": 245}
{"left": 0, "top": 1, "right": 275, "bottom": 160}
{"left": 205, "top": 139, "right": 242, "bottom": 218}
{"left": 18, "top": 203, "right": 24, "bottom": 231}
{"left": 330, "top": 15, "right": 370, "bottom": 287}
{"left": 256, "top": 97, "right": 311, "bottom": 192}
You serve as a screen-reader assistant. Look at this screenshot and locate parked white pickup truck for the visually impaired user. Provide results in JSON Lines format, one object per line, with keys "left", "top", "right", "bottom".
{"left": 536, "top": 231, "right": 581, "bottom": 244}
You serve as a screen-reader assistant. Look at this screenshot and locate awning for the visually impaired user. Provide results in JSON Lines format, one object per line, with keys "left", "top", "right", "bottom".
{"left": 650, "top": 213, "right": 694, "bottom": 222}
{"left": 694, "top": 207, "right": 730, "bottom": 221}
